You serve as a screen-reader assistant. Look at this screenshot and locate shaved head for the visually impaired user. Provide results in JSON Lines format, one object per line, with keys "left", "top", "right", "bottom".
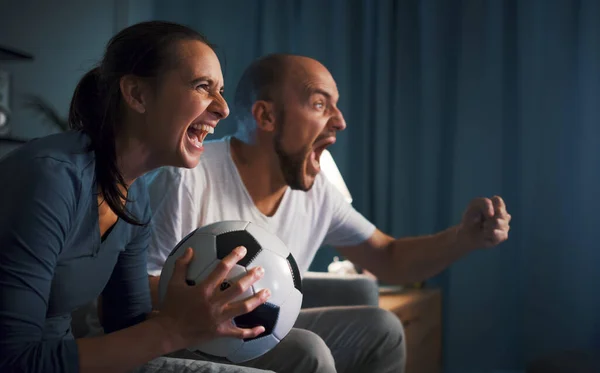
{"left": 233, "top": 54, "right": 332, "bottom": 138}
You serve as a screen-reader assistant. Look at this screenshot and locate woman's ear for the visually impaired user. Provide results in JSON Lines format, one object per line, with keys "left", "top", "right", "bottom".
{"left": 119, "top": 75, "right": 148, "bottom": 114}
{"left": 251, "top": 100, "right": 276, "bottom": 132}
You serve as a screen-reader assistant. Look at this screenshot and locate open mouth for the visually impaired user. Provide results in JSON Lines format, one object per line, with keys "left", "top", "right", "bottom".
{"left": 308, "top": 137, "right": 336, "bottom": 173}
{"left": 186, "top": 123, "right": 214, "bottom": 149}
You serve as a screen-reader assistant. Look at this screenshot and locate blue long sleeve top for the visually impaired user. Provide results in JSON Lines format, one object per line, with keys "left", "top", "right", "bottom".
{"left": 0, "top": 131, "right": 153, "bottom": 373}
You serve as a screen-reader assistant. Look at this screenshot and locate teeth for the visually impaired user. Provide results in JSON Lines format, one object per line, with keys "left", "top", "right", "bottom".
{"left": 193, "top": 136, "right": 201, "bottom": 147}
{"left": 191, "top": 123, "right": 214, "bottom": 134}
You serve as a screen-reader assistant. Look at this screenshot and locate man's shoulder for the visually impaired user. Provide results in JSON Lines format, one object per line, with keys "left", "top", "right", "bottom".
{"left": 193, "top": 137, "right": 235, "bottom": 179}
{"left": 202, "top": 137, "right": 230, "bottom": 157}
{"left": 142, "top": 138, "right": 232, "bottom": 195}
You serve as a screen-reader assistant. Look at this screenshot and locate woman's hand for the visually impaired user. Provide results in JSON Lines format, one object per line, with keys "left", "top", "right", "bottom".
{"left": 157, "top": 246, "right": 271, "bottom": 349}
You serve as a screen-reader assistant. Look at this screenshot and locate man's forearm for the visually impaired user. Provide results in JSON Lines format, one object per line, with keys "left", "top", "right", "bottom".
{"left": 382, "top": 226, "right": 469, "bottom": 284}
{"left": 76, "top": 315, "right": 184, "bottom": 373}
{"left": 340, "top": 226, "right": 471, "bottom": 285}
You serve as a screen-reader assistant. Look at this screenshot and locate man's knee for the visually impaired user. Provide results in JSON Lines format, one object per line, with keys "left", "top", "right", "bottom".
{"left": 363, "top": 307, "right": 406, "bottom": 355}
{"left": 278, "top": 329, "right": 336, "bottom": 372}
{"left": 371, "top": 307, "right": 405, "bottom": 341}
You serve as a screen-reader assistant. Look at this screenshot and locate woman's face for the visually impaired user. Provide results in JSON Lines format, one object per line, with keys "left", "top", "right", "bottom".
{"left": 142, "top": 39, "right": 229, "bottom": 169}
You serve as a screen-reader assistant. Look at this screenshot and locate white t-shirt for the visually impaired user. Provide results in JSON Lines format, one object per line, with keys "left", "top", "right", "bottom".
{"left": 144, "top": 136, "right": 376, "bottom": 276}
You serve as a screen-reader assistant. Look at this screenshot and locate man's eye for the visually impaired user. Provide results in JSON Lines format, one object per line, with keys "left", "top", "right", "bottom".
{"left": 196, "top": 84, "right": 210, "bottom": 91}
{"left": 314, "top": 102, "right": 325, "bottom": 110}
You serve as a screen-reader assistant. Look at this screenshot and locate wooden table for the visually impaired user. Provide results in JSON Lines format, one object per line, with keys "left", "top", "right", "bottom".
{"left": 379, "top": 288, "right": 442, "bottom": 373}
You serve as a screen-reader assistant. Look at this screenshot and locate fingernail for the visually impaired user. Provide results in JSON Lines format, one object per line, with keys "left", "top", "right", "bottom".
{"left": 263, "top": 289, "right": 271, "bottom": 299}
{"left": 256, "top": 266, "right": 264, "bottom": 276}
{"left": 237, "top": 246, "right": 247, "bottom": 256}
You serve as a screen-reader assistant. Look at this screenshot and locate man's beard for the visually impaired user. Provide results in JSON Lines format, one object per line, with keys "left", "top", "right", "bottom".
{"left": 274, "top": 124, "right": 312, "bottom": 191}
{"left": 273, "top": 109, "right": 335, "bottom": 191}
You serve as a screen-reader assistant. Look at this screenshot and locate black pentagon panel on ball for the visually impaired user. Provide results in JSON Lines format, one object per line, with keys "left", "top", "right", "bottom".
{"left": 220, "top": 280, "right": 232, "bottom": 291}
{"left": 216, "top": 230, "right": 262, "bottom": 267}
{"left": 233, "top": 302, "right": 280, "bottom": 342}
{"left": 286, "top": 254, "right": 302, "bottom": 293}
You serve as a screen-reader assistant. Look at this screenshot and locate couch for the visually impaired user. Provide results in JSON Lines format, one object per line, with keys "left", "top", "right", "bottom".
{"left": 71, "top": 272, "right": 380, "bottom": 372}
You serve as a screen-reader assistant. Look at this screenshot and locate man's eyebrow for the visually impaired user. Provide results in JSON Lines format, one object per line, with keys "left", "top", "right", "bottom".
{"left": 303, "top": 87, "right": 332, "bottom": 100}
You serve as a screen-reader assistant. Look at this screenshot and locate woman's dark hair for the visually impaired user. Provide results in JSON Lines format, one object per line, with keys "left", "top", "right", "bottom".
{"left": 69, "top": 21, "right": 213, "bottom": 226}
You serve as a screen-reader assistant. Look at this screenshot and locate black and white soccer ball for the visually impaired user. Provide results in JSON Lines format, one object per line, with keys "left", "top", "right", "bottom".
{"left": 158, "top": 220, "right": 303, "bottom": 363}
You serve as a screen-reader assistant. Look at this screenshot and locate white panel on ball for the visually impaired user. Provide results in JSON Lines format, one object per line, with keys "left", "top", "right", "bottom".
{"left": 244, "top": 222, "right": 289, "bottom": 258}
{"left": 185, "top": 233, "right": 218, "bottom": 281}
{"left": 249, "top": 253, "right": 294, "bottom": 306}
{"left": 272, "top": 289, "right": 303, "bottom": 341}
{"left": 158, "top": 233, "right": 215, "bottom": 307}
{"left": 227, "top": 334, "right": 280, "bottom": 363}
{"left": 199, "top": 220, "right": 250, "bottom": 236}
{"left": 190, "top": 331, "right": 244, "bottom": 358}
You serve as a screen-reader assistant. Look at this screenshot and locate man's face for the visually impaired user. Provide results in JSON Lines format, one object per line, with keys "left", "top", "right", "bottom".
{"left": 273, "top": 58, "right": 346, "bottom": 191}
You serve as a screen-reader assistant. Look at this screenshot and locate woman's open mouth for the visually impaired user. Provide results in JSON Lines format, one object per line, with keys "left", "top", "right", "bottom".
{"left": 186, "top": 123, "right": 214, "bottom": 150}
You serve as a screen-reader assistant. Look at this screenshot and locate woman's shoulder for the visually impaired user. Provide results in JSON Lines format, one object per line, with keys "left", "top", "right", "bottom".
{"left": 0, "top": 131, "right": 97, "bottom": 203}
{"left": 1, "top": 131, "right": 95, "bottom": 174}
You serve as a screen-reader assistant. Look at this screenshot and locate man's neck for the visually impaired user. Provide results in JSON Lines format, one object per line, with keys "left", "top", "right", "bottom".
{"left": 229, "top": 137, "right": 288, "bottom": 217}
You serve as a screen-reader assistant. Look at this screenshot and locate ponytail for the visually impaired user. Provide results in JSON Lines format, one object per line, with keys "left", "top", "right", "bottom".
{"left": 69, "top": 67, "right": 145, "bottom": 226}
{"left": 69, "top": 67, "right": 102, "bottom": 132}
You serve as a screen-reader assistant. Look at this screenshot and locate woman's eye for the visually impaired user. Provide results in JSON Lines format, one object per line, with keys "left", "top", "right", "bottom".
{"left": 197, "top": 84, "right": 210, "bottom": 91}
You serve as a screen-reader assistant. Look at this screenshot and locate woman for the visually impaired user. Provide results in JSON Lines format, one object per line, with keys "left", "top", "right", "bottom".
{"left": 0, "top": 21, "right": 270, "bottom": 373}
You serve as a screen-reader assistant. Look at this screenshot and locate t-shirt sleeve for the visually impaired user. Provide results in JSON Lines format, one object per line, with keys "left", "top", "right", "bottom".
{"left": 144, "top": 167, "right": 200, "bottom": 276}
{"left": 321, "top": 175, "right": 376, "bottom": 248}
{"left": 0, "top": 157, "right": 81, "bottom": 373}
{"left": 100, "top": 186, "right": 152, "bottom": 334}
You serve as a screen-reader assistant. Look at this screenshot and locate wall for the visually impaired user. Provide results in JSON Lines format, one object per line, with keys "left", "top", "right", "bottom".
{"left": 0, "top": 0, "right": 154, "bottom": 158}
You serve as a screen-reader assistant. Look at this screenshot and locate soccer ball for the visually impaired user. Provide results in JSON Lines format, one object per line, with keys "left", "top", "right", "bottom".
{"left": 158, "top": 220, "right": 303, "bottom": 363}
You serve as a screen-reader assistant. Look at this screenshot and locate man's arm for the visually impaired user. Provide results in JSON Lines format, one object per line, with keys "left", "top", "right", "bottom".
{"left": 336, "top": 197, "right": 511, "bottom": 285}
{"left": 336, "top": 226, "right": 466, "bottom": 284}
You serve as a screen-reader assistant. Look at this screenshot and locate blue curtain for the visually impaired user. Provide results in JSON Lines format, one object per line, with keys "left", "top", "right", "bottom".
{"left": 150, "top": 0, "right": 600, "bottom": 371}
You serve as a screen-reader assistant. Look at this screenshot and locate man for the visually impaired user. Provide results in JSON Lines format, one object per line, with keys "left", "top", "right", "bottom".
{"left": 145, "top": 54, "right": 511, "bottom": 373}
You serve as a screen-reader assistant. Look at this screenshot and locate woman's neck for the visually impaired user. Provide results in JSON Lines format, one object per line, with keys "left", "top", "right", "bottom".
{"left": 114, "top": 132, "right": 154, "bottom": 186}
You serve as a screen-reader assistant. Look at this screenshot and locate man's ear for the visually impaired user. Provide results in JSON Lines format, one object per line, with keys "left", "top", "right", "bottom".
{"left": 251, "top": 100, "right": 276, "bottom": 132}
{"left": 119, "top": 75, "right": 148, "bottom": 114}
